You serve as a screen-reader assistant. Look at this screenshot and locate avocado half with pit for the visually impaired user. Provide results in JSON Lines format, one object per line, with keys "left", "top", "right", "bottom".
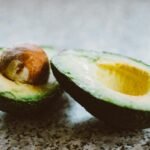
{"left": 51, "top": 49, "right": 150, "bottom": 129}
{"left": 0, "top": 47, "right": 61, "bottom": 115}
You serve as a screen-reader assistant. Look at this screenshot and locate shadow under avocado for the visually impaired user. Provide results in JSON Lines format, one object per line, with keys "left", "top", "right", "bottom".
{"left": 3, "top": 93, "right": 141, "bottom": 138}
{"left": 4, "top": 92, "right": 69, "bottom": 122}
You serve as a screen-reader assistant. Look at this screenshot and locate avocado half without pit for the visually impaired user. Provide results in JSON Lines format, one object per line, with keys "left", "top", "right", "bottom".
{"left": 0, "top": 44, "right": 61, "bottom": 115}
{"left": 51, "top": 49, "right": 150, "bottom": 129}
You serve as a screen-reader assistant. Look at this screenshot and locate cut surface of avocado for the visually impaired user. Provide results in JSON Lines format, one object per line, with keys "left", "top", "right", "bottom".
{"left": 51, "top": 49, "right": 150, "bottom": 129}
{"left": 0, "top": 47, "right": 61, "bottom": 114}
{"left": 97, "top": 62, "right": 149, "bottom": 96}
{"left": 0, "top": 73, "right": 59, "bottom": 102}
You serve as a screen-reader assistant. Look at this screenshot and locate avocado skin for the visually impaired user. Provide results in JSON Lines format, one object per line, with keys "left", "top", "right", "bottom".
{"left": 51, "top": 62, "right": 150, "bottom": 129}
{"left": 0, "top": 88, "right": 62, "bottom": 115}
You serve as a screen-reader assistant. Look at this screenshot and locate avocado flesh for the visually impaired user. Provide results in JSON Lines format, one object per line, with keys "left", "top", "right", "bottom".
{"left": 0, "top": 73, "right": 59, "bottom": 102}
{"left": 0, "top": 47, "right": 61, "bottom": 114}
{"left": 51, "top": 49, "right": 150, "bottom": 129}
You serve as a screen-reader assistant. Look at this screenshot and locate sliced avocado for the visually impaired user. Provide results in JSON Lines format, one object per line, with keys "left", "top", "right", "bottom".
{"left": 0, "top": 47, "right": 61, "bottom": 114}
{"left": 51, "top": 49, "right": 150, "bottom": 129}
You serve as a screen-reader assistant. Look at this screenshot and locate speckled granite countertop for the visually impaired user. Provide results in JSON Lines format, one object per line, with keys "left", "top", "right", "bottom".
{"left": 0, "top": 0, "right": 150, "bottom": 149}
{"left": 1, "top": 93, "right": 150, "bottom": 150}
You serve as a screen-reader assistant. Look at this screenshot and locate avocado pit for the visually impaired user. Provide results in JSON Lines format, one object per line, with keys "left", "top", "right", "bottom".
{"left": 0, "top": 44, "right": 50, "bottom": 84}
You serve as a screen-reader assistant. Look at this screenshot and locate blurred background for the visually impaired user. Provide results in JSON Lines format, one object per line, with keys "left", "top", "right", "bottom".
{"left": 0, "top": 0, "right": 150, "bottom": 61}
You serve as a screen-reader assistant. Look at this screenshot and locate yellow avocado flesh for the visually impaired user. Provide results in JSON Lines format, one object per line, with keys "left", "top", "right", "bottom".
{"left": 97, "top": 61, "right": 150, "bottom": 96}
{"left": 0, "top": 72, "right": 58, "bottom": 102}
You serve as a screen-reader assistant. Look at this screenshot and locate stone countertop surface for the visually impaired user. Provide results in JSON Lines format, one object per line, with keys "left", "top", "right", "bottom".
{"left": 0, "top": 0, "right": 150, "bottom": 149}
{"left": 1, "top": 94, "right": 150, "bottom": 150}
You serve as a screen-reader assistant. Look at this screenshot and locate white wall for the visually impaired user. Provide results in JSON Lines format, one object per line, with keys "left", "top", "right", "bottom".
{"left": 0, "top": 0, "right": 150, "bottom": 61}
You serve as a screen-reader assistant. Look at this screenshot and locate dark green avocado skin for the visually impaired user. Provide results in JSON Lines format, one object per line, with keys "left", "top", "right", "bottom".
{"left": 51, "top": 62, "right": 150, "bottom": 129}
{"left": 0, "top": 89, "right": 62, "bottom": 116}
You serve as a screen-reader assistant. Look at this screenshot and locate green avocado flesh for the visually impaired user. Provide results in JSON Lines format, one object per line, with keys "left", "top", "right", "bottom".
{"left": 0, "top": 47, "right": 61, "bottom": 114}
{"left": 51, "top": 49, "right": 150, "bottom": 129}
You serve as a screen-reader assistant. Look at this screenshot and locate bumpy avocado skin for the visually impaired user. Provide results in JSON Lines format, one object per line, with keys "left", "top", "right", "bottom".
{"left": 51, "top": 62, "right": 150, "bottom": 129}
{"left": 0, "top": 88, "right": 62, "bottom": 115}
{"left": 0, "top": 47, "right": 62, "bottom": 115}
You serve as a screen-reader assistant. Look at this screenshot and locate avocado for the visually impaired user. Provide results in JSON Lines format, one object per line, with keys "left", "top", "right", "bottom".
{"left": 0, "top": 46, "right": 61, "bottom": 115}
{"left": 51, "top": 49, "right": 150, "bottom": 129}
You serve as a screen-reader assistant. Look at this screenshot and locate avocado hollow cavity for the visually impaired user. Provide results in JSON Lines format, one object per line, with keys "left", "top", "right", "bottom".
{"left": 97, "top": 61, "right": 150, "bottom": 96}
